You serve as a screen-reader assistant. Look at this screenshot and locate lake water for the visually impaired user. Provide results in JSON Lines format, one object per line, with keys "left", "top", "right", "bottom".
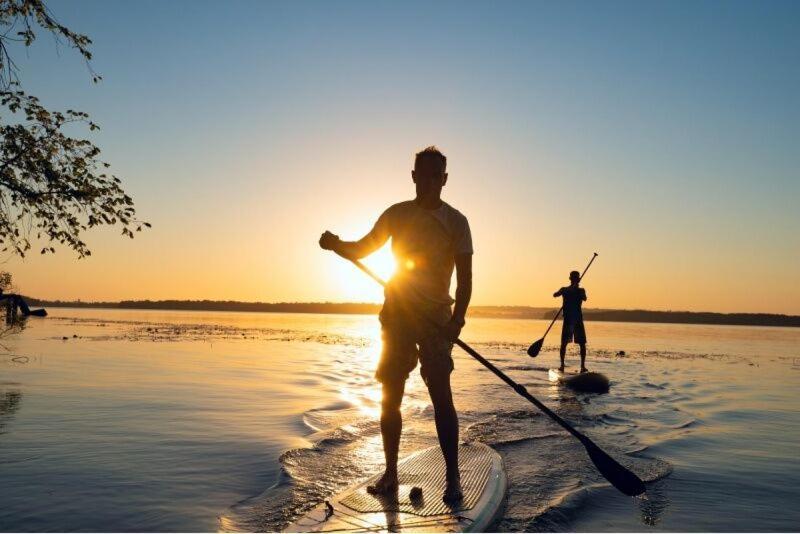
{"left": 1, "top": 308, "right": 799, "bottom": 532}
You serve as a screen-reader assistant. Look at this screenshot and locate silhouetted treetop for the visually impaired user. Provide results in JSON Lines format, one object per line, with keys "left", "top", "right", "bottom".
{"left": 0, "top": 0, "right": 148, "bottom": 258}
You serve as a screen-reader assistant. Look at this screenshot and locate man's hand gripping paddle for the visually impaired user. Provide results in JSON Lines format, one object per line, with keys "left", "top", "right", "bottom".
{"left": 527, "top": 252, "right": 598, "bottom": 358}
{"left": 338, "top": 253, "right": 645, "bottom": 497}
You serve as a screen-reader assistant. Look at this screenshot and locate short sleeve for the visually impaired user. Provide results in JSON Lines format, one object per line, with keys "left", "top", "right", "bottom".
{"left": 455, "top": 216, "right": 473, "bottom": 255}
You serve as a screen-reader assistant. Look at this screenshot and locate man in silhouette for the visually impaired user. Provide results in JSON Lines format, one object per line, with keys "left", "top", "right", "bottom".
{"left": 554, "top": 271, "right": 588, "bottom": 373}
{"left": 319, "top": 146, "right": 472, "bottom": 503}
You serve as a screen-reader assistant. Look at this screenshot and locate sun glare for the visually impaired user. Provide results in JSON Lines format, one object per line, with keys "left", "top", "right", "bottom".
{"left": 332, "top": 244, "right": 397, "bottom": 302}
{"left": 362, "top": 246, "right": 397, "bottom": 282}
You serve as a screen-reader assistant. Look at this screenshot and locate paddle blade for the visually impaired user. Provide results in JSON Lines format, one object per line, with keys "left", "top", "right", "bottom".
{"left": 583, "top": 438, "right": 646, "bottom": 496}
{"left": 527, "top": 338, "right": 543, "bottom": 357}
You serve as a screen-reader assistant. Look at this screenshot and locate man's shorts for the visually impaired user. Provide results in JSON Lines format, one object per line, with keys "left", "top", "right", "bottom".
{"left": 561, "top": 320, "right": 587, "bottom": 344}
{"left": 375, "top": 298, "right": 454, "bottom": 385}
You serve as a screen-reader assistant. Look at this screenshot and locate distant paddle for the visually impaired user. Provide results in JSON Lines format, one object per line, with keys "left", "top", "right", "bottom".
{"left": 527, "top": 252, "right": 598, "bottom": 358}
{"left": 341, "top": 254, "right": 645, "bottom": 497}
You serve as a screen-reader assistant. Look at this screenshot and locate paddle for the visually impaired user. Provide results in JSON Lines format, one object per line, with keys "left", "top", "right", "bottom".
{"left": 527, "top": 252, "right": 598, "bottom": 357}
{"left": 340, "top": 255, "right": 645, "bottom": 497}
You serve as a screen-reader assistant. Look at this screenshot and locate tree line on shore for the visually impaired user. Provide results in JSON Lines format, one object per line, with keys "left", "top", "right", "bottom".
{"left": 22, "top": 298, "right": 800, "bottom": 327}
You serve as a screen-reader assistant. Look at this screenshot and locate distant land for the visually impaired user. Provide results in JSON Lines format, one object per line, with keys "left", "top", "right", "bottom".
{"left": 23, "top": 297, "right": 800, "bottom": 327}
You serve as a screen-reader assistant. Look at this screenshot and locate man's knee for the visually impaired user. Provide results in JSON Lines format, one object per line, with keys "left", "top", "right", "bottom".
{"left": 426, "top": 375, "right": 454, "bottom": 410}
{"left": 381, "top": 380, "right": 404, "bottom": 413}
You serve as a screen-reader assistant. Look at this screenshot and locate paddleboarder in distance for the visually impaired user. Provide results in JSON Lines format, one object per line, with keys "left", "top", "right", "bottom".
{"left": 319, "top": 146, "right": 473, "bottom": 503}
{"left": 554, "top": 271, "right": 588, "bottom": 373}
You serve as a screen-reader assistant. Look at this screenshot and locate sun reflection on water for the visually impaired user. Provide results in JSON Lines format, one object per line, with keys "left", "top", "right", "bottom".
{"left": 338, "top": 385, "right": 382, "bottom": 419}
{"left": 333, "top": 326, "right": 384, "bottom": 419}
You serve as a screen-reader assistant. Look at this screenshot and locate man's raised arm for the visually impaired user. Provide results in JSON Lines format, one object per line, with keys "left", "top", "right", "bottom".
{"left": 319, "top": 212, "right": 390, "bottom": 260}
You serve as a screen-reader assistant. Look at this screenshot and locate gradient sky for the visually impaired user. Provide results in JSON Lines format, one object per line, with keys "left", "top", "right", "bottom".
{"left": 4, "top": 0, "right": 799, "bottom": 313}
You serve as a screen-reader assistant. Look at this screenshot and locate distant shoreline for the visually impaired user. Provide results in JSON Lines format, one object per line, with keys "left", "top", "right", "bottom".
{"left": 23, "top": 298, "right": 800, "bottom": 328}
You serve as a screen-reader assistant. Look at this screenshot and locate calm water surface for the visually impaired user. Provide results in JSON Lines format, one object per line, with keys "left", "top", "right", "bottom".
{"left": 1, "top": 309, "right": 798, "bottom": 531}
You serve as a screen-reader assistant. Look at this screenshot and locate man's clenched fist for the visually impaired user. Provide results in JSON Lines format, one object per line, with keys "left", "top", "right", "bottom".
{"left": 319, "top": 231, "right": 340, "bottom": 251}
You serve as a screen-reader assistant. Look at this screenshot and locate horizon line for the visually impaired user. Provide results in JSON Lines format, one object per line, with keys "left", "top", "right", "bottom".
{"left": 22, "top": 296, "right": 800, "bottom": 320}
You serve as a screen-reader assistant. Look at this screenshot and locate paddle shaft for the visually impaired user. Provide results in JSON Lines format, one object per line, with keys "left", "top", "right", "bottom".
{"left": 456, "top": 338, "right": 587, "bottom": 442}
{"left": 346, "top": 257, "right": 588, "bottom": 442}
{"left": 539, "top": 252, "right": 599, "bottom": 341}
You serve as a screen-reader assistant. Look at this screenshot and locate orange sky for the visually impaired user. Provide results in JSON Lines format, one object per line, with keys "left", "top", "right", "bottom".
{"left": 6, "top": 144, "right": 799, "bottom": 314}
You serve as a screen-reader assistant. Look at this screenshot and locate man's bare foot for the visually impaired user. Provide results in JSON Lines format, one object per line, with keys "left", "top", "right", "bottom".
{"left": 442, "top": 476, "right": 463, "bottom": 504}
{"left": 558, "top": 365, "right": 565, "bottom": 372}
{"left": 580, "top": 367, "right": 588, "bottom": 373}
{"left": 366, "top": 471, "right": 398, "bottom": 495}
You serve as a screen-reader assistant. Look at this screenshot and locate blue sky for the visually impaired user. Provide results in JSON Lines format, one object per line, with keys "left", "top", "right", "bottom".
{"left": 6, "top": 0, "right": 800, "bottom": 313}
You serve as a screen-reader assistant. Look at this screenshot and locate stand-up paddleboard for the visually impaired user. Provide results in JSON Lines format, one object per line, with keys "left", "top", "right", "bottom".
{"left": 549, "top": 369, "right": 610, "bottom": 393}
{"left": 285, "top": 442, "right": 506, "bottom": 532}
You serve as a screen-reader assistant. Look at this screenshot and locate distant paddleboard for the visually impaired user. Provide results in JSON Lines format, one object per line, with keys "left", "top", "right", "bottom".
{"left": 549, "top": 369, "right": 610, "bottom": 393}
{"left": 285, "top": 442, "right": 506, "bottom": 532}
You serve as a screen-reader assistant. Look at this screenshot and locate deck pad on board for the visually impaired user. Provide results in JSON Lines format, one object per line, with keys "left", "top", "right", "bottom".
{"left": 285, "top": 442, "right": 506, "bottom": 532}
{"left": 340, "top": 443, "right": 493, "bottom": 516}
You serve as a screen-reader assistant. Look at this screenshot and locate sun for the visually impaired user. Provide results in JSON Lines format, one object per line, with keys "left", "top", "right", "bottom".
{"left": 333, "top": 244, "right": 397, "bottom": 302}
{"left": 362, "top": 246, "right": 397, "bottom": 282}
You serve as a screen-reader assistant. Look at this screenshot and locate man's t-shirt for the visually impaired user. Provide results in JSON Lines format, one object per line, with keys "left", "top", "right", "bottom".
{"left": 555, "top": 286, "right": 587, "bottom": 324}
{"left": 370, "top": 200, "right": 472, "bottom": 305}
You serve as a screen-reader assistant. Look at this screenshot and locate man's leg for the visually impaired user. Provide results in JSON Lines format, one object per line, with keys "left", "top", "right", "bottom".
{"left": 559, "top": 342, "right": 567, "bottom": 372}
{"left": 426, "top": 372, "right": 462, "bottom": 502}
{"left": 579, "top": 343, "right": 587, "bottom": 372}
{"left": 367, "top": 378, "right": 405, "bottom": 494}
{"left": 418, "top": 306, "right": 461, "bottom": 503}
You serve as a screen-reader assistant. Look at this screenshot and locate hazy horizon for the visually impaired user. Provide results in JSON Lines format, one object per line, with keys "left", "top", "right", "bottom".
{"left": 23, "top": 295, "right": 800, "bottom": 319}
{"left": 4, "top": 0, "right": 799, "bottom": 314}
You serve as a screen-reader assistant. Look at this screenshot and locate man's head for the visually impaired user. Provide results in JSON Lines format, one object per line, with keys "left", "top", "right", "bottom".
{"left": 569, "top": 271, "right": 581, "bottom": 284}
{"left": 412, "top": 146, "right": 448, "bottom": 200}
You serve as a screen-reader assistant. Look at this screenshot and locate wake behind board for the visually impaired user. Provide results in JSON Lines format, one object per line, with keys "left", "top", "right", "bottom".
{"left": 549, "top": 369, "right": 610, "bottom": 393}
{"left": 285, "top": 442, "right": 506, "bottom": 533}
